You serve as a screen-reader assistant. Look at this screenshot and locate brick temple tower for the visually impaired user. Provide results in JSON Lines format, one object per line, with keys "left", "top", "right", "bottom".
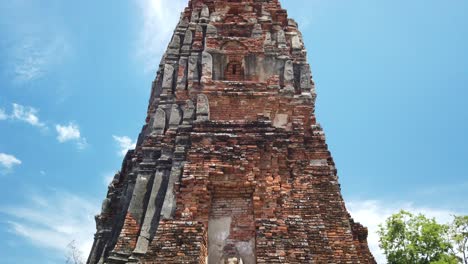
{"left": 87, "top": 0, "right": 376, "bottom": 263}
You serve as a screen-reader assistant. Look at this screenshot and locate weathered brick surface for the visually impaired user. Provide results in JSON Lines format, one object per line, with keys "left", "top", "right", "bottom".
{"left": 144, "top": 220, "right": 208, "bottom": 264}
{"left": 114, "top": 213, "right": 141, "bottom": 252}
{"left": 87, "top": 0, "right": 376, "bottom": 263}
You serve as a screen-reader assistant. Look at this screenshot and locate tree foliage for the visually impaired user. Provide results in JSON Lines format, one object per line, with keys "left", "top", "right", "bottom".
{"left": 378, "top": 210, "right": 457, "bottom": 264}
{"left": 448, "top": 215, "right": 468, "bottom": 264}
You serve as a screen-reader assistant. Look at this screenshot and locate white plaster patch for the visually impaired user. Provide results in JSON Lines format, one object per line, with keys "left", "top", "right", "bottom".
{"left": 208, "top": 217, "right": 232, "bottom": 264}
{"left": 273, "top": 114, "right": 288, "bottom": 128}
{"left": 310, "top": 159, "right": 328, "bottom": 166}
{"left": 235, "top": 239, "right": 256, "bottom": 264}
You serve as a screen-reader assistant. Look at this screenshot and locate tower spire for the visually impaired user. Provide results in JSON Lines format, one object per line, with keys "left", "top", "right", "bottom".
{"left": 87, "top": 0, "right": 376, "bottom": 263}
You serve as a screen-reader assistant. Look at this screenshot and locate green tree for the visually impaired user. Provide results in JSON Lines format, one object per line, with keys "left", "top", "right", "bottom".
{"left": 430, "top": 254, "right": 459, "bottom": 264}
{"left": 378, "top": 210, "right": 456, "bottom": 264}
{"left": 448, "top": 215, "right": 468, "bottom": 264}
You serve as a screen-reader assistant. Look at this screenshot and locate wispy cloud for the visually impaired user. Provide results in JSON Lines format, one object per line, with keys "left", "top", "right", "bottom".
{"left": 0, "top": 108, "right": 7, "bottom": 120}
{"left": 10, "top": 103, "right": 47, "bottom": 128}
{"left": 136, "top": 0, "right": 186, "bottom": 72}
{"left": 348, "top": 200, "right": 464, "bottom": 264}
{"left": 0, "top": 0, "right": 72, "bottom": 84}
{"left": 13, "top": 39, "right": 47, "bottom": 82}
{"left": 56, "top": 122, "right": 88, "bottom": 149}
{"left": 0, "top": 103, "right": 46, "bottom": 128}
{"left": 112, "top": 135, "right": 136, "bottom": 156}
{"left": 0, "top": 153, "right": 22, "bottom": 174}
{"left": 0, "top": 189, "right": 99, "bottom": 261}
{"left": 11, "top": 34, "right": 71, "bottom": 83}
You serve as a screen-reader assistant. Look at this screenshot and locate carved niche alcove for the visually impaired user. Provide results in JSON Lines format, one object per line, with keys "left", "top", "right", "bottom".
{"left": 225, "top": 61, "right": 244, "bottom": 81}
{"left": 212, "top": 40, "right": 249, "bottom": 81}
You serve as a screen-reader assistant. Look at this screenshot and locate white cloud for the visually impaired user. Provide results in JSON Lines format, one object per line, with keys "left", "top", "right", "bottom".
{"left": 136, "top": 0, "right": 186, "bottom": 72}
{"left": 0, "top": 108, "right": 7, "bottom": 120}
{"left": 3, "top": 104, "right": 88, "bottom": 149}
{"left": 113, "top": 135, "right": 136, "bottom": 157}
{"left": 56, "top": 123, "right": 80, "bottom": 142}
{"left": 0, "top": 153, "right": 22, "bottom": 172}
{"left": 348, "top": 200, "right": 463, "bottom": 264}
{"left": 0, "top": 189, "right": 99, "bottom": 261}
{"left": 11, "top": 103, "right": 46, "bottom": 128}
{"left": 56, "top": 122, "right": 88, "bottom": 149}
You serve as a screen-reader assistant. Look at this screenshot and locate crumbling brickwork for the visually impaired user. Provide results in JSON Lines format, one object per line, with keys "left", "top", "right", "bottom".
{"left": 87, "top": 0, "right": 376, "bottom": 263}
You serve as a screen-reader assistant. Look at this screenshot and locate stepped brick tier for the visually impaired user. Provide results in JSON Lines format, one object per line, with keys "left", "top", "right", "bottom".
{"left": 87, "top": 0, "right": 376, "bottom": 263}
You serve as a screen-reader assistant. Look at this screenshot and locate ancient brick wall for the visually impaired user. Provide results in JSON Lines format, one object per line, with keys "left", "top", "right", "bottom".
{"left": 87, "top": 0, "right": 376, "bottom": 263}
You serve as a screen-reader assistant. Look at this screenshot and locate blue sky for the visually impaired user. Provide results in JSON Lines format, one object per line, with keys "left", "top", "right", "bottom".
{"left": 0, "top": 0, "right": 466, "bottom": 263}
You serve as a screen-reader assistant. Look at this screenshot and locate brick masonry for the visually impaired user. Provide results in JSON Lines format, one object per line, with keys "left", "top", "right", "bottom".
{"left": 87, "top": 0, "right": 376, "bottom": 263}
